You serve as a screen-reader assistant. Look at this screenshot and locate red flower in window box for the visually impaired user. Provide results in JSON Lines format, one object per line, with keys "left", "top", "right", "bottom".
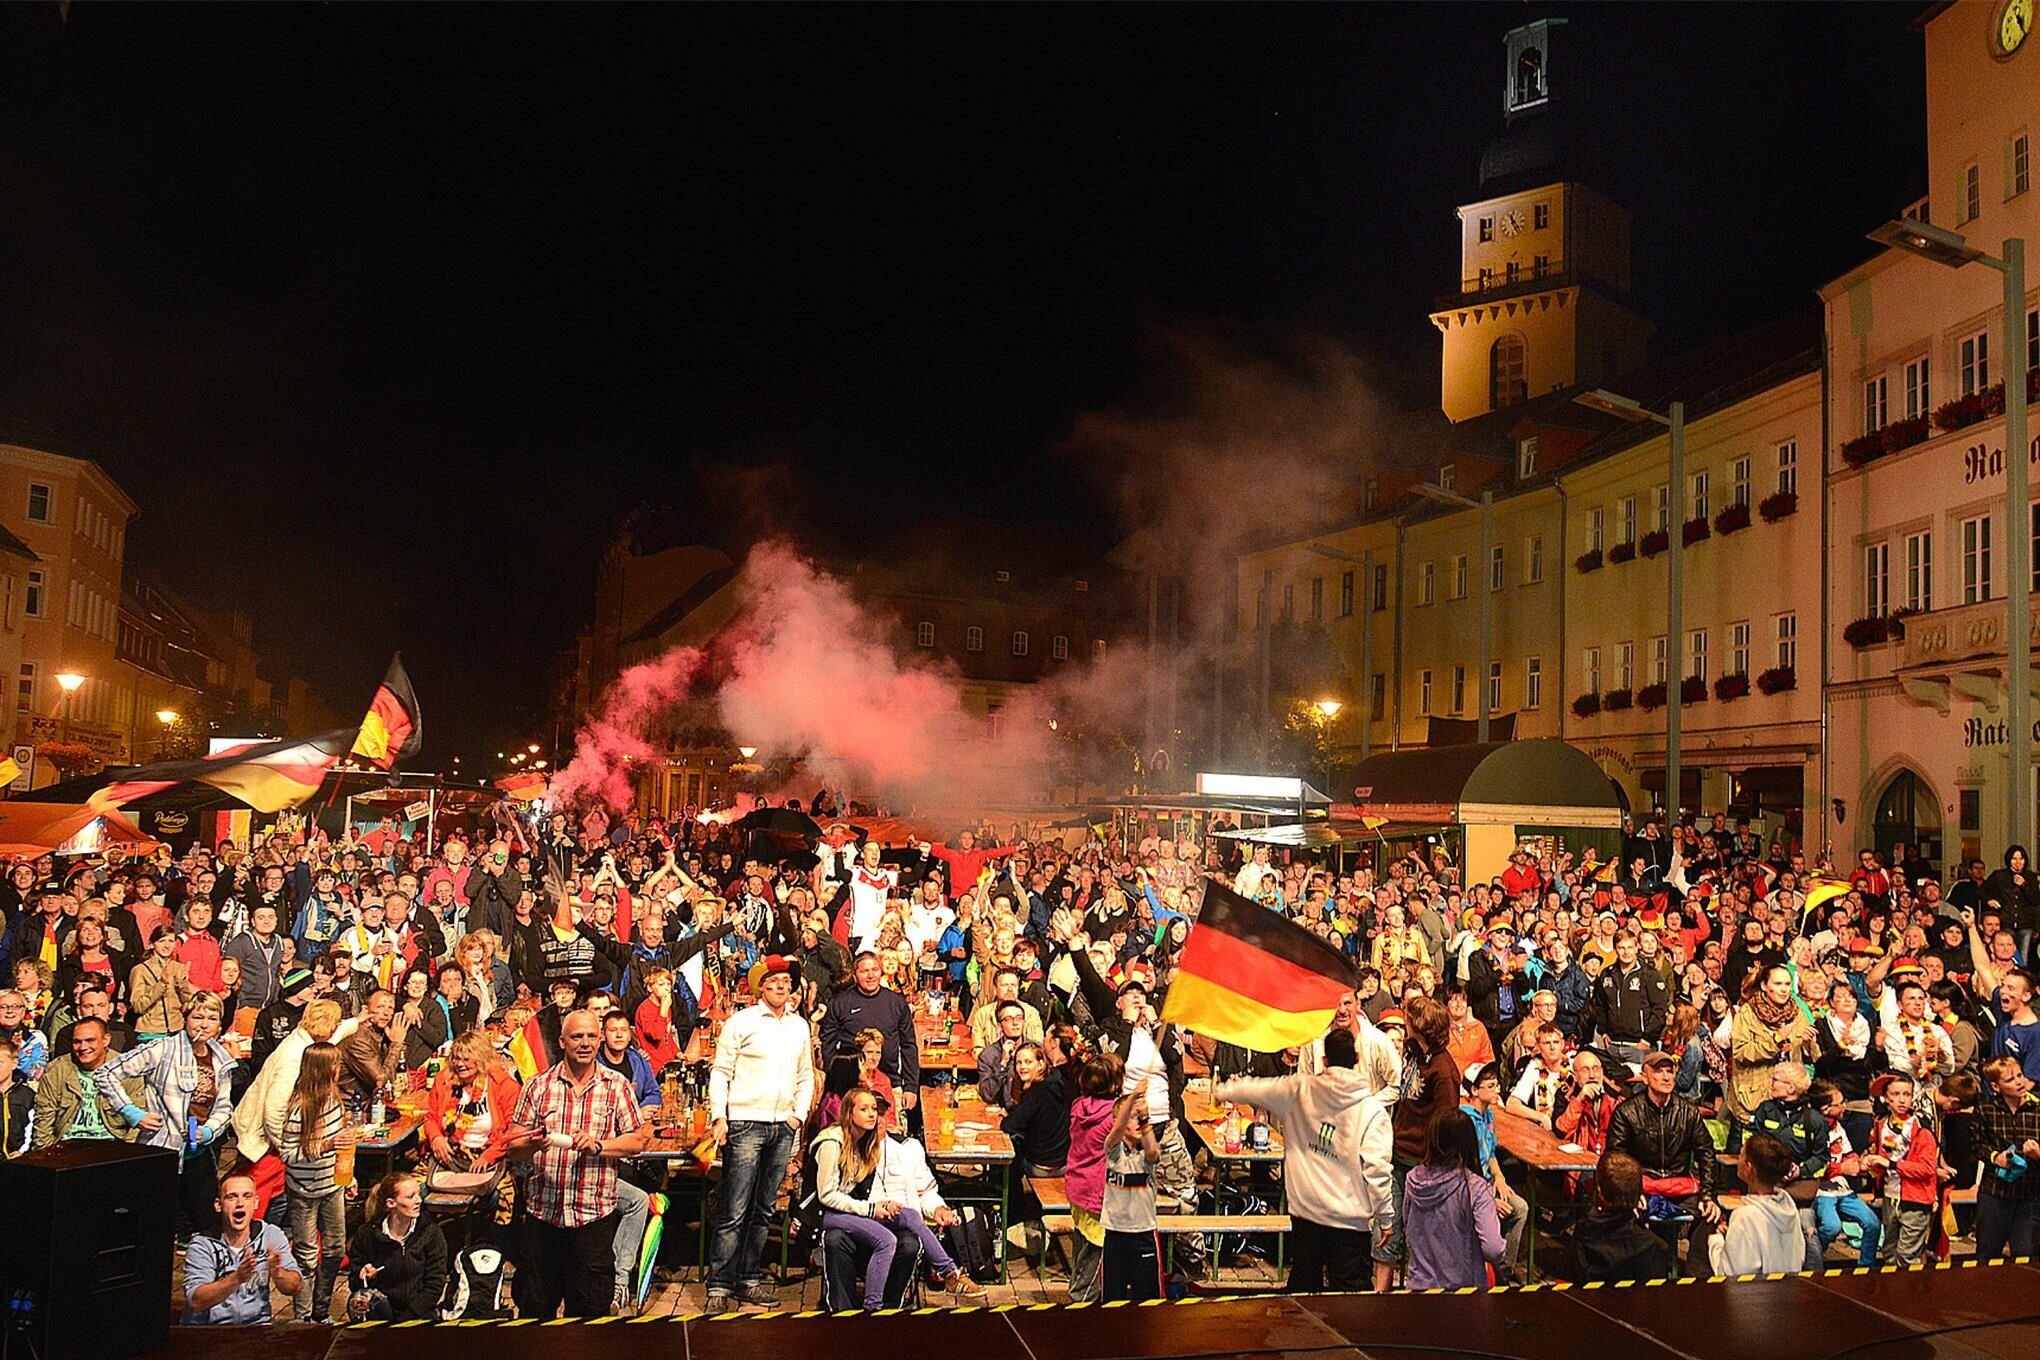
{"left": 1607, "top": 541, "right": 1638, "bottom": 564}
{"left": 1575, "top": 547, "right": 1604, "bottom": 574}
{"left": 1602, "top": 687, "right": 1633, "bottom": 711}
{"left": 1682, "top": 514, "right": 1711, "bottom": 546}
{"left": 1636, "top": 681, "right": 1669, "bottom": 711}
{"left": 1840, "top": 431, "right": 1887, "bottom": 466}
{"left": 1639, "top": 528, "right": 1670, "bottom": 558}
{"left": 1680, "top": 675, "right": 1708, "bottom": 704}
{"left": 1756, "top": 666, "right": 1796, "bottom": 695}
{"left": 1758, "top": 490, "right": 1798, "bottom": 522}
{"left": 1714, "top": 673, "right": 1751, "bottom": 701}
{"left": 1881, "top": 415, "right": 1930, "bottom": 453}
{"left": 1842, "top": 615, "right": 1894, "bottom": 648}
{"left": 1572, "top": 692, "right": 1601, "bottom": 718}
{"left": 1714, "top": 502, "right": 1752, "bottom": 535}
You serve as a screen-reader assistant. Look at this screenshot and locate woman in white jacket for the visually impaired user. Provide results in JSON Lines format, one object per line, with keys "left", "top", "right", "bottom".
{"left": 811, "top": 1087, "right": 987, "bottom": 1306}
{"left": 229, "top": 998, "right": 358, "bottom": 1216}
{"left": 1213, "top": 1028, "right": 1395, "bottom": 1291}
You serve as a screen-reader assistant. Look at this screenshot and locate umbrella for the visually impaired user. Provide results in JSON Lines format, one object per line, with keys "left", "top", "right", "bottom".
{"left": 736, "top": 807, "right": 823, "bottom": 840}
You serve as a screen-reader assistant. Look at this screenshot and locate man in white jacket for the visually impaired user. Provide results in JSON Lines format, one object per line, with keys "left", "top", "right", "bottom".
{"left": 1213, "top": 1028, "right": 1394, "bottom": 1291}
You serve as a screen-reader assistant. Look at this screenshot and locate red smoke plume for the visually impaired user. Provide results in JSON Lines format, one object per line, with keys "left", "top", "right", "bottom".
{"left": 547, "top": 647, "right": 704, "bottom": 811}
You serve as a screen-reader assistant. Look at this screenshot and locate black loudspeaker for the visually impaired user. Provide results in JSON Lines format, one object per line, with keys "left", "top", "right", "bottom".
{"left": 0, "top": 1141, "right": 176, "bottom": 1360}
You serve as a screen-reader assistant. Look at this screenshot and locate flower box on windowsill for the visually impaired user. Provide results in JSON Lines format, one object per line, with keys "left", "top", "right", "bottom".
{"left": 1881, "top": 415, "right": 1930, "bottom": 453}
{"left": 1602, "top": 687, "right": 1634, "bottom": 711}
{"left": 1843, "top": 615, "right": 1894, "bottom": 648}
{"left": 1758, "top": 490, "right": 1798, "bottom": 522}
{"left": 1714, "top": 502, "right": 1752, "bottom": 535}
{"left": 1933, "top": 386, "right": 2004, "bottom": 433}
{"left": 1681, "top": 675, "right": 1708, "bottom": 704}
{"left": 1607, "top": 541, "right": 1637, "bottom": 564}
{"left": 1682, "top": 515, "right": 1711, "bottom": 546}
{"left": 1575, "top": 547, "right": 1604, "bottom": 574}
{"left": 1714, "top": 673, "right": 1751, "bottom": 701}
{"left": 1756, "top": 666, "right": 1797, "bottom": 695}
{"left": 1841, "top": 431, "right": 1887, "bottom": 467}
{"left": 1639, "top": 529, "right": 1670, "bottom": 558}
{"left": 1636, "top": 682, "right": 1669, "bottom": 711}
{"left": 1572, "top": 692, "right": 1601, "bottom": 718}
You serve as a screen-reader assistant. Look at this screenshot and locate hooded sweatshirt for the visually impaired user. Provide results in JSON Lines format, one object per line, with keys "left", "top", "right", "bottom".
{"left": 1215, "top": 1067, "right": 1395, "bottom": 1232}
{"left": 1706, "top": 1187, "right": 1804, "bottom": 1276}
{"left": 1402, "top": 1164, "right": 1504, "bottom": 1289}
{"left": 1065, "top": 1094, "right": 1117, "bottom": 1214}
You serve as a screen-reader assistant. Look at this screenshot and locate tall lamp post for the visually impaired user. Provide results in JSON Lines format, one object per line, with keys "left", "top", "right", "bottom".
{"left": 1870, "top": 218, "right": 2029, "bottom": 851}
{"left": 1576, "top": 389, "right": 1687, "bottom": 819}
{"left": 1411, "top": 484, "right": 1495, "bottom": 742}
{"left": 54, "top": 671, "right": 85, "bottom": 743}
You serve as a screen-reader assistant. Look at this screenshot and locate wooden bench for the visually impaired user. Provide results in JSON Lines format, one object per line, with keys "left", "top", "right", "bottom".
{"left": 1030, "top": 1176, "right": 1070, "bottom": 1213}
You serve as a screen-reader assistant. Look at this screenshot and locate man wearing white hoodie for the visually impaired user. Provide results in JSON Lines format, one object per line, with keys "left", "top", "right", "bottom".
{"left": 1213, "top": 1028, "right": 1394, "bottom": 1291}
{"left": 1707, "top": 1132, "right": 1805, "bottom": 1277}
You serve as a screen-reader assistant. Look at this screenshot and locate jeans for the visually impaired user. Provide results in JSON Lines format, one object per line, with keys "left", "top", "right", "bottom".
{"left": 1814, "top": 1193, "right": 1882, "bottom": 1266}
{"left": 613, "top": 1178, "right": 650, "bottom": 1297}
{"left": 521, "top": 1211, "right": 619, "bottom": 1319}
{"left": 706, "top": 1120, "right": 796, "bottom": 1295}
{"left": 287, "top": 1189, "right": 346, "bottom": 1320}
{"left": 1495, "top": 1182, "right": 1529, "bottom": 1281}
{"left": 822, "top": 1214, "right": 920, "bottom": 1310}
{"left": 1975, "top": 1194, "right": 2040, "bottom": 1262}
{"left": 823, "top": 1212, "right": 910, "bottom": 1308}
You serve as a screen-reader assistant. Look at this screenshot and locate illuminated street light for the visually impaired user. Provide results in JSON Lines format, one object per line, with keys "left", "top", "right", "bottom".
{"left": 1315, "top": 699, "right": 1343, "bottom": 718}
{"left": 55, "top": 672, "right": 84, "bottom": 693}
{"left": 528, "top": 743, "right": 540, "bottom": 754}
{"left": 156, "top": 709, "right": 180, "bottom": 725}
{"left": 737, "top": 746, "right": 758, "bottom": 760}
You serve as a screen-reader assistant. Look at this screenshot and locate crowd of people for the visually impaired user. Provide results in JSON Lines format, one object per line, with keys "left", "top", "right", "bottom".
{"left": 1, "top": 800, "right": 2037, "bottom": 1323}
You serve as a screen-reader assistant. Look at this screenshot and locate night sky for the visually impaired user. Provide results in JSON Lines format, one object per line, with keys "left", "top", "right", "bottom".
{"left": 0, "top": 3, "right": 1925, "bottom": 765}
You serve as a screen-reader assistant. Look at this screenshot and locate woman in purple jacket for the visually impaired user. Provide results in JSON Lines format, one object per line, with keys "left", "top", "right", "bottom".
{"left": 1402, "top": 1107, "right": 1505, "bottom": 1289}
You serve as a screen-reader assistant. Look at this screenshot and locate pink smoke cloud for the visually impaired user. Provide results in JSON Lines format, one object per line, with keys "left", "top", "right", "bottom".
{"left": 547, "top": 647, "right": 704, "bottom": 812}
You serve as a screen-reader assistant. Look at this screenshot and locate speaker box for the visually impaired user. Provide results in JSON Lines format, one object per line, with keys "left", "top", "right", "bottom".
{"left": 0, "top": 1141, "right": 176, "bottom": 1360}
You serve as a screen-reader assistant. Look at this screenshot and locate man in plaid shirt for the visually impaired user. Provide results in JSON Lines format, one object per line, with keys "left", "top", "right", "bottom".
{"left": 507, "top": 1009, "right": 650, "bottom": 1317}
{"left": 1974, "top": 1055, "right": 2040, "bottom": 1261}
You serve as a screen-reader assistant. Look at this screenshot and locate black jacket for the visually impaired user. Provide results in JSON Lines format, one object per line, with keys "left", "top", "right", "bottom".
{"left": 1605, "top": 1090, "right": 1717, "bottom": 1199}
{"left": 347, "top": 1214, "right": 450, "bottom": 1322}
{"left": 1588, "top": 962, "right": 1669, "bottom": 1045}
{"left": 1568, "top": 1207, "right": 1674, "bottom": 1283}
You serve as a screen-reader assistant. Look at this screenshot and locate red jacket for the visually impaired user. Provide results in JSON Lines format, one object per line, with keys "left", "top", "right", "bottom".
{"left": 1871, "top": 1115, "right": 1939, "bottom": 1206}
{"left": 424, "top": 1064, "right": 522, "bottom": 1167}
{"left": 174, "top": 930, "right": 225, "bottom": 995}
{"left": 635, "top": 995, "right": 681, "bottom": 1070}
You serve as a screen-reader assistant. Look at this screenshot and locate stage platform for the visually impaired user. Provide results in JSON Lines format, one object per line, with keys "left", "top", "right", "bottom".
{"left": 155, "top": 1260, "right": 2040, "bottom": 1360}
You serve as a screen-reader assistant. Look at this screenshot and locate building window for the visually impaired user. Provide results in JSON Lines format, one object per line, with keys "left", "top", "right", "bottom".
{"left": 1777, "top": 441, "right": 1798, "bottom": 495}
{"left": 24, "top": 570, "right": 44, "bottom": 619}
{"left": 1690, "top": 469, "right": 1710, "bottom": 521}
{"left": 1282, "top": 583, "right": 1295, "bottom": 621}
{"left": 1775, "top": 613, "right": 1798, "bottom": 670}
{"left": 1863, "top": 375, "right": 1888, "bottom": 432}
{"left": 1525, "top": 535, "right": 1544, "bottom": 583}
{"left": 1618, "top": 497, "right": 1637, "bottom": 545}
{"left": 1093, "top": 639, "right": 1106, "bottom": 658}
{"left": 1364, "top": 478, "right": 1379, "bottom": 510}
{"left": 1730, "top": 455, "right": 1751, "bottom": 508}
{"left": 1309, "top": 576, "right": 1324, "bottom": 622}
{"left": 1963, "top": 162, "right": 1981, "bottom": 223}
{"left": 1960, "top": 331, "right": 1990, "bottom": 395}
{"left": 1533, "top": 253, "right": 1551, "bottom": 277}
{"left": 1865, "top": 542, "right": 1890, "bottom": 617}
{"left": 1583, "top": 647, "right": 1600, "bottom": 694}
{"left": 2015, "top": 133, "right": 2031, "bottom": 197}
{"left": 1438, "top": 463, "right": 1456, "bottom": 492}
{"left": 1906, "top": 530, "right": 1934, "bottom": 611}
{"left": 965, "top": 626, "right": 984, "bottom": 653}
{"left": 1011, "top": 630, "right": 1029, "bottom": 657}
{"left": 1488, "top": 545, "right": 1504, "bottom": 592}
{"left": 1489, "top": 335, "right": 1527, "bottom": 409}
{"left": 1052, "top": 634, "right": 1069, "bottom": 660}
{"left": 1963, "top": 513, "right": 1993, "bottom": 603}
{"left": 16, "top": 662, "right": 34, "bottom": 715}
{"left": 1651, "top": 635, "right": 1668, "bottom": 686}
{"left": 2030, "top": 307, "right": 2039, "bottom": 371}
{"left": 1517, "top": 436, "right": 1538, "bottom": 479}
{"left": 1533, "top": 202, "right": 1550, "bottom": 229}
{"left": 1730, "top": 620, "right": 1751, "bottom": 676}
{"left": 25, "top": 483, "right": 51, "bottom": 524}
{"left": 1371, "top": 564, "right": 1388, "bottom": 611}
{"left": 1587, "top": 506, "right": 1604, "bottom": 552}
{"left": 1505, "top": 261, "right": 1520, "bottom": 284}
{"left": 1653, "top": 484, "right": 1670, "bottom": 532}
{"left": 1450, "top": 554, "right": 1468, "bottom": 600}
{"left": 1487, "top": 661, "right": 1502, "bottom": 712}
{"left": 1689, "top": 629, "right": 1709, "bottom": 682}
{"left": 1339, "top": 570, "right": 1355, "bottom": 618}
{"left": 1478, "top": 216, "right": 1495, "bottom": 243}
{"left": 1617, "top": 641, "right": 1635, "bottom": 691}
{"left": 1074, "top": 579, "right": 1089, "bottom": 592}
{"left": 1904, "top": 356, "right": 1931, "bottom": 419}
{"left": 1419, "top": 669, "right": 1433, "bottom": 716}
{"left": 1370, "top": 673, "right": 1387, "bottom": 720}
{"left": 915, "top": 621, "right": 935, "bottom": 647}
{"left": 1451, "top": 664, "right": 1467, "bottom": 714}
{"left": 1525, "top": 656, "right": 1543, "bottom": 709}
{"left": 1479, "top": 266, "right": 1496, "bottom": 290}
{"left": 1418, "top": 562, "right": 1435, "bottom": 606}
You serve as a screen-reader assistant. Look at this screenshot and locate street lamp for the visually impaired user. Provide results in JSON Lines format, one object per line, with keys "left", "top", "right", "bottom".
{"left": 528, "top": 743, "right": 541, "bottom": 754}
{"left": 1577, "top": 387, "right": 1687, "bottom": 820}
{"left": 155, "top": 709, "right": 179, "bottom": 726}
{"left": 1871, "top": 217, "right": 2030, "bottom": 850}
{"left": 1314, "top": 698, "right": 1343, "bottom": 718}
{"left": 1411, "top": 483, "right": 1496, "bottom": 742}
{"left": 54, "top": 671, "right": 84, "bottom": 743}
{"left": 737, "top": 746, "right": 758, "bottom": 760}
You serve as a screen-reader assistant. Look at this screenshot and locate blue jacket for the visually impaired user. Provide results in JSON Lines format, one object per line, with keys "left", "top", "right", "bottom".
{"left": 601, "top": 1045, "right": 662, "bottom": 1109}
{"left": 1554, "top": 962, "right": 1596, "bottom": 1039}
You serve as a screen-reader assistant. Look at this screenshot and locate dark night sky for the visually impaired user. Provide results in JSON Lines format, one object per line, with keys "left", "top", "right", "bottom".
{"left": 0, "top": 3, "right": 1926, "bottom": 764}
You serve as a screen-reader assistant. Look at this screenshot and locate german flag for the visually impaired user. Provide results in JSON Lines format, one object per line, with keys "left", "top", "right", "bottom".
{"left": 1161, "top": 878, "right": 1357, "bottom": 1051}
{"left": 496, "top": 771, "right": 547, "bottom": 802}
{"left": 351, "top": 654, "right": 423, "bottom": 770}
{"left": 91, "top": 730, "right": 357, "bottom": 815}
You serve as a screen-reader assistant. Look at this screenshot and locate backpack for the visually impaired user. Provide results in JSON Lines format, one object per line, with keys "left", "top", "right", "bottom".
{"left": 938, "top": 1203, "right": 1002, "bottom": 1284}
{"left": 438, "top": 1244, "right": 511, "bottom": 1320}
{"left": 1195, "top": 1182, "right": 1269, "bottom": 1265}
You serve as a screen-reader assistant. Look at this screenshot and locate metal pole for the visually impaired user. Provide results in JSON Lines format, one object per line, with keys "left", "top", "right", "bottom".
{"left": 1259, "top": 568, "right": 1273, "bottom": 764}
{"left": 1360, "top": 549, "right": 1375, "bottom": 762}
{"left": 1667, "top": 401, "right": 1686, "bottom": 823}
{"left": 1478, "top": 492, "right": 1494, "bottom": 743}
{"left": 2004, "top": 239, "right": 2030, "bottom": 852}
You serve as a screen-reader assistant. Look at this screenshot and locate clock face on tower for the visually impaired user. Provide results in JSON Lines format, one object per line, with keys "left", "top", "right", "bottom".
{"left": 1499, "top": 208, "right": 1526, "bottom": 238}
{"left": 2000, "top": 0, "right": 2032, "bottom": 55}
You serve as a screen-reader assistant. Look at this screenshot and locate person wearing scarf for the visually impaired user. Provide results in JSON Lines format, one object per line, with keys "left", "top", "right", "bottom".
{"left": 1727, "top": 964, "right": 1819, "bottom": 1134}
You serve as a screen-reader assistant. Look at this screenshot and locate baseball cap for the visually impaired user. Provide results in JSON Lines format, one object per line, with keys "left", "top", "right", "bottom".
{"left": 1640, "top": 1050, "right": 1679, "bottom": 1069}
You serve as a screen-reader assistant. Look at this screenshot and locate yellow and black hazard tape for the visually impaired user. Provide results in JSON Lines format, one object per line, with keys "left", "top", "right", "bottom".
{"left": 330, "top": 1256, "right": 2034, "bottom": 1325}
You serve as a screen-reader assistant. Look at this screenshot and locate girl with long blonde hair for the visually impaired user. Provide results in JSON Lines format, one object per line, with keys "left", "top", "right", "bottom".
{"left": 280, "top": 1042, "right": 348, "bottom": 1320}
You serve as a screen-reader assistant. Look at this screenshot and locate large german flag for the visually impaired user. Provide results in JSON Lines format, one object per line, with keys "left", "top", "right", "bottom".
{"left": 90, "top": 731, "right": 357, "bottom": 814}
{"left": 1161, "top": 878, "right": 1357, "bottom": 1051}
{"left": 350, "top": 653, "right": 423, "bottom": 770}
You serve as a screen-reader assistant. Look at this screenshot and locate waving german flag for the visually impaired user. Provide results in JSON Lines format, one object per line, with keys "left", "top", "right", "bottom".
{"left": 351, "top": 653, "right": 423, "bottom": 770}
{"left": 1162, "top": 878, "right": 1358, "bottom": 1051}
{"left": 91, "top": 731, "right": 358, "bottom": 814}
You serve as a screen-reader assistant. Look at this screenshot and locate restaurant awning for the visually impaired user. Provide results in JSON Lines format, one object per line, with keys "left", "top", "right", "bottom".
{"left": 1211, "top": 822, "right": 1374, "bottom": 850}
{"left": 1340, "top": 739, "right": 1625, "bottom": 824}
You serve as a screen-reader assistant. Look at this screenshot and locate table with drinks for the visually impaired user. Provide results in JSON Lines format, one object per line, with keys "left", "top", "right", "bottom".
{"left": 1183, "top": 1084, "right": 1285, "bottom": 1163}
{"left": 919, "top": 1084, "right": 1015, "bottom": 1282}
{"left": 915, "top": 997, "right": 976, "bottom": 1074}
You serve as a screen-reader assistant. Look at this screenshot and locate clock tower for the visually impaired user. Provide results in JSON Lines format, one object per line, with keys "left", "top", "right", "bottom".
{"left": 1430, "top": 19, "right": 1653, "bottom": 424}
